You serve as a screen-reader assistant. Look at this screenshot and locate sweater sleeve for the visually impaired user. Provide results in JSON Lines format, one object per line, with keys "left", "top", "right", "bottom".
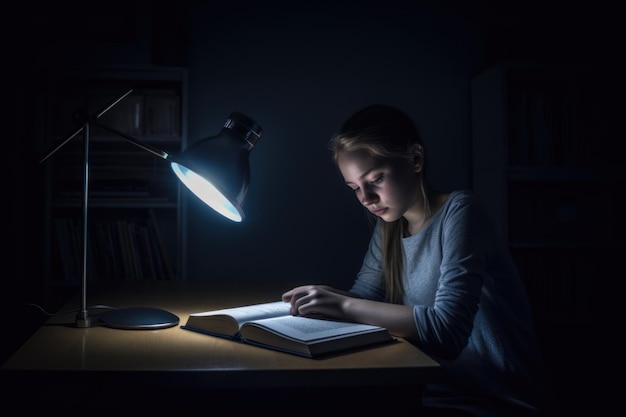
{"left": 413, "top": 193, "right": 484, "bottom": 360}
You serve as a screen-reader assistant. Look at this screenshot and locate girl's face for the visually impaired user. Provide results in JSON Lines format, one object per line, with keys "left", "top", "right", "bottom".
{"left": 336, "top": 150, "right": 422, "bottom": 222}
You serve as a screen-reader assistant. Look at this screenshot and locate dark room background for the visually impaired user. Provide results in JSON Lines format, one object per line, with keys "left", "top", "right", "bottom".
{"left": 4, "top": 1, "right": 623, "bottom": 414}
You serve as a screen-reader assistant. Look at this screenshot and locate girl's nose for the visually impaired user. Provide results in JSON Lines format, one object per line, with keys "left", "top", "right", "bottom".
{"left": 360, "top": 188, "right": 379, "bottom": 206}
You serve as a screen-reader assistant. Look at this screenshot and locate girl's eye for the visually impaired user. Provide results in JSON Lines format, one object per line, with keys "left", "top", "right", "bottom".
{"left": 370, "top": 175, "right": 383, "bottom": 185}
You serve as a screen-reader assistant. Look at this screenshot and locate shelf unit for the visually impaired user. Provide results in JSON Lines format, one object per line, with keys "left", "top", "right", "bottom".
{"left": 471, "top": 63, "right": 624, "bottom": 327}
{"left": 40, "top": 67, "right": 188, "bottom": 308}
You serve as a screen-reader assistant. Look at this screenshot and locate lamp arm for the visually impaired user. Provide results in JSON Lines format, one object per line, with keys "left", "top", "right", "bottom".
{"left": 38, "top": 125, "right": 84, "bottom": 164}
{"left": 39, "top": 89, "right": 136, "bottom": 164}
{"left": 88, "top": 119, "right": 171, "bottom": 161}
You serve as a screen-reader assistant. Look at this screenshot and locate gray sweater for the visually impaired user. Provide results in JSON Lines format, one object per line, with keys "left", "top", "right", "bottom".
{"left": 350, "top": 190, "right": 550, "bottom": 417}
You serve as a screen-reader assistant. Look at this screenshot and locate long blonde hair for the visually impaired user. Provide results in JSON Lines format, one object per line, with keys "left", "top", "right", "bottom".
{"left": 329, "top": 105, "right": 431, "bottom": 304}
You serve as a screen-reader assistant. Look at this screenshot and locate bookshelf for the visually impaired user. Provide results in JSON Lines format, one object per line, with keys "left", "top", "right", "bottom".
{"left": 471, "top": 63, "right": 623, "bottom": 328}
{"left": 41, "top": 67, "right": 188, "bottom": 308}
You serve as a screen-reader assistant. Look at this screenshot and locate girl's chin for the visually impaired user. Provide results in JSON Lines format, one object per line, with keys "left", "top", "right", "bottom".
{"left": 379, "top": 213, "right": 401, "bottom": 223}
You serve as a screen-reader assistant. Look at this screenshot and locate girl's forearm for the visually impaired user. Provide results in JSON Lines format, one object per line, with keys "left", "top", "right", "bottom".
{"left": 341, "top": 297, "right": 418, "bottom": 341}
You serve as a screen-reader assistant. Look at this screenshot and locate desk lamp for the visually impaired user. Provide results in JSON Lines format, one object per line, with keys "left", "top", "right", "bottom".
{"left": 40, "top": 89, "right": 263, "bottom": 329}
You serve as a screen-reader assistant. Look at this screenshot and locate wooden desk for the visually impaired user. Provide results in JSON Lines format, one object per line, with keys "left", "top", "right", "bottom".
{"left": 1, "top": 281, "right": 440, "bottom": 414}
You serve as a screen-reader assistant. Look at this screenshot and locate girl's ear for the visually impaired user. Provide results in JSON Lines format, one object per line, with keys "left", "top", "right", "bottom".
{"left": 410, "top": 143, "right": 424, "bottom": 173}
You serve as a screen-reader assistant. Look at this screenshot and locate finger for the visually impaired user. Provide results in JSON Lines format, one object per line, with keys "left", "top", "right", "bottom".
{"left": 292, "top": 292, "right": 312, "bottom": 316}
{"left": 281, "top": 286, "right": 308, "bottom": 301}
{"left": 287, "top": 291, "right": 306, "bottom": 315}
{"left": 295, "top": 293, "right": 321, "bottom": 316}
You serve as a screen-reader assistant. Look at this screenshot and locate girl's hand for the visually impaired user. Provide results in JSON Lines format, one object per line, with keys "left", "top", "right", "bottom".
{"left": 281, "top": 285, "right": 348, "bottom": 320}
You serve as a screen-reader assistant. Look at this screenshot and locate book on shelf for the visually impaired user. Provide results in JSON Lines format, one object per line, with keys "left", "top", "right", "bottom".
{"left": 53, "top": 214, "right": 173, "bottom": 282}
{"left": 181, "top": 301, "right": 395, "bottom": 358}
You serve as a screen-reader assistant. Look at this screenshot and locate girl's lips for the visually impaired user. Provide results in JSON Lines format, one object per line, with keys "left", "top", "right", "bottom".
{"left": 372, "top": 208, "right": 387, "bottom": 216}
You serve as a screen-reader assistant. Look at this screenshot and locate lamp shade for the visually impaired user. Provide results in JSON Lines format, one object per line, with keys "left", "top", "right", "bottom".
{"left": 170, "top": 112, "right": 262, "bottom": 222}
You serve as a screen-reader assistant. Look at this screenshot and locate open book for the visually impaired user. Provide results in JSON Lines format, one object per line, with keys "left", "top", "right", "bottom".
{"left": 181, "top": 301, "right": 395, "bottom": 358}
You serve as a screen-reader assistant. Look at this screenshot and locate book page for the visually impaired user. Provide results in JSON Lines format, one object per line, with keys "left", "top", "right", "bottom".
{"left": 190, "top": 301, "right": 291, "bottom": 327}
{"left": 245, "top": 315, "right": 385, "bottom": 342}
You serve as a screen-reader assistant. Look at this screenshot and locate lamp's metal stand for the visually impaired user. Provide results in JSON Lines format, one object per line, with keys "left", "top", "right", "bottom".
{"left": 40, "top": 89, "right": 179, "bottom": 329}
{"left": 75, "top": 121, "right": 92, "bottom": 327}
{"left": 41, "top": 91, "right": 135, "bottom": 327}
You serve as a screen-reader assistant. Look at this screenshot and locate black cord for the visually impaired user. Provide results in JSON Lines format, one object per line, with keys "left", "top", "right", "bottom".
{"left": 26, "top": 303, "right": 117, "bottom": 317}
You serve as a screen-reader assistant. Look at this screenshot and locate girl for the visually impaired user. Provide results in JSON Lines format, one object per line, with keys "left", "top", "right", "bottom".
{"left": 282, "top": 104, "right": 552, "bottom": 417}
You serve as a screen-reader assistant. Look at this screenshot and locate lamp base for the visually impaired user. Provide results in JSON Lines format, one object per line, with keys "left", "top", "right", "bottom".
{"left": 96, "top": 307, "right": 180, "bottom": 330}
